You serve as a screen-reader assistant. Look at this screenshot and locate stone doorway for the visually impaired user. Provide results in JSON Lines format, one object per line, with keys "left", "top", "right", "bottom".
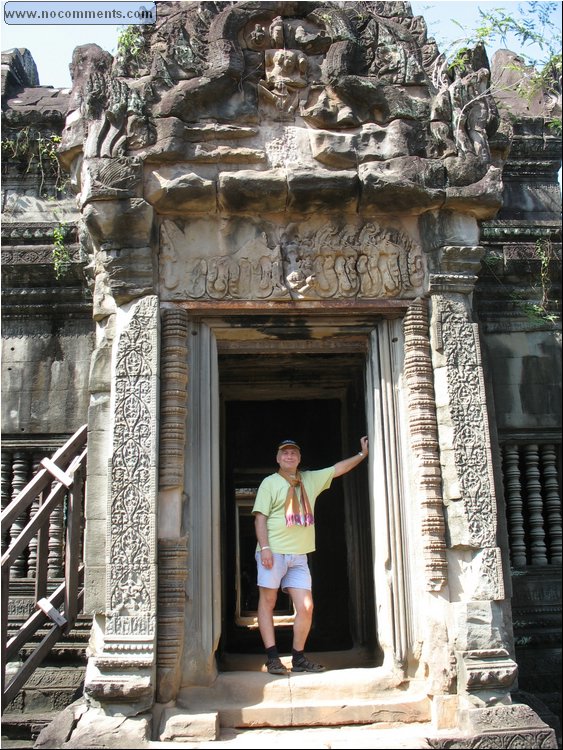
{"left": 183, "top": 314, "right": 405, "bottom": 684}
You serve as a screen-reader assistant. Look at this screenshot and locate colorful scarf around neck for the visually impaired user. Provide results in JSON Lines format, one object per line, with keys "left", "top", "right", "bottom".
{"left": 279, "top": 470, "right": 314, "bottom": 527}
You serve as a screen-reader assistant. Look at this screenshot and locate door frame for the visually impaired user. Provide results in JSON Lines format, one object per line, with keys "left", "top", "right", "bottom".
{"left": 181, "top": 311, "right": 413, "bottom": 685}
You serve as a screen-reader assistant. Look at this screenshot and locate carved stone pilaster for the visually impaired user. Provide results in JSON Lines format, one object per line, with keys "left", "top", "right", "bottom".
{"left": 432, "top": 293, "right": 499, "bottom": 557}
{"left": 86, "top": 295, "right": 160, "bottom": 709}
{"left": 403, "top": 297, "right": 447, "bottom": 591}
{"left": 429, "top": 247, "right": 510, "bottom": 711}
{"left": 156, "top": 536, "right": 188, "bottom": 703}
{"left": 431, "top": 291, "right": 506, "bottom": 607}
{"left": 159, "top": 308, "right": 188, "bottom": 490}
{"left": 427, "top": 245, "right": 485, "bottom": 295}
{"left": 456, "top": 648, "right": 518, "bottom": 706}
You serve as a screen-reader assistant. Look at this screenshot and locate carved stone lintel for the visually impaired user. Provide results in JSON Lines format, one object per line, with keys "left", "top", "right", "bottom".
{"left": 160, "top": 218, "right": 425, "bottom": 302}
{"left": 450, "top": 704, "right": 558, "bottom": 749}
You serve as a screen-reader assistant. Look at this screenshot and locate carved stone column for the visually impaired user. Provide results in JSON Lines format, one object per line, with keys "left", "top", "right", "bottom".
{"left": 428, "top": 246, "right": 515, "bottom": 711}
{"left": 403, "top": 297, "right": 447, "bottom": 591}
{"left": 156, "top": 537, "right": 188, "bottom": 703}
{"left": 156, "top": 307, "right": 189, "bottom": 703}
{"left": 541, "top": 444, "right": 562, "bottom": 564}
{"left": 159, "top": 308, "right": 188, "bottom": 490}
{"left": 502, "top": 444, "right": 527, "bottom": 567}
{"left": 84, "top": 295, "right": 160, "bottom": 711}
{"left": 10, "top": 451, "right": 31, "bottom": 578}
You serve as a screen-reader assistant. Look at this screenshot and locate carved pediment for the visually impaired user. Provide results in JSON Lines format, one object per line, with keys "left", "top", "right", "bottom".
{"left": 59, "top": 1, "right": 504, "bottom": 218}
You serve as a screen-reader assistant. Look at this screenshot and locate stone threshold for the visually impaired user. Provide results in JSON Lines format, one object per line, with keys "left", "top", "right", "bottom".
{"left": 176, "top": 667, "right": 430, "bottom": 729}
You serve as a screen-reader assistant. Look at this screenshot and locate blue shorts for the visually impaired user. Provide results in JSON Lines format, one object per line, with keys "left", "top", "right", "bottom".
{"left": 256, "top": 552, "right": 312, "bottom": 593}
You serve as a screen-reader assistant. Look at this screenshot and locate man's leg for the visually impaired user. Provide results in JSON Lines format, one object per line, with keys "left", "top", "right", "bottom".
{"left": 257, "top": 586, "right": 287, "bottom": 674}
{"left": 257, "top": 586, "right": 278, "bottom": 648}
{"left": 286, "top": 587, "right": 313, "bottom": 651}
{"left": 287, "top": 586, "right": 325, "bottom": 673}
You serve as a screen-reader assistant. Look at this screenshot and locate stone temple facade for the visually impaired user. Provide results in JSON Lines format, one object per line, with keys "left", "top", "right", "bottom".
{"left": 1, "top": 1, "right": 561, "bottom": 747}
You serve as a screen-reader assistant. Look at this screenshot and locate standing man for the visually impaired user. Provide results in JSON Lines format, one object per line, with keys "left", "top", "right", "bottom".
{"left": 252, "top": 436, "right": 369, "bottom": 675}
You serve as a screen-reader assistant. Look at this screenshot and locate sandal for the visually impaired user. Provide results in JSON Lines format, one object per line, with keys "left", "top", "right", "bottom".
{"left": 291, "top": 656, "right": 326, "bottom": 673}
{"left": 265, "top": 657, "right": 288, "bottom": 675}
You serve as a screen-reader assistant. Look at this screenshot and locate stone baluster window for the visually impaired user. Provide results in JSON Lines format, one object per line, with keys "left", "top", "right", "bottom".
{"left": 0, "top": 445, "right": 69, "bottom": 580}
{"left": 26, "top": 453, "right": 43, "bottom": 579}
{"left": 1, "top": 450, "right": 12, "bottom": 556}
{"left": 501, "top": 442, "right": 562, "bottom": 567}
{"left": 9, "top": 450, "right": 31, "bottom": 578}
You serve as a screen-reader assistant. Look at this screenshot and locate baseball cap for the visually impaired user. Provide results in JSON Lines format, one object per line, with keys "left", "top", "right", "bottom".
{"left": 277, "top": 439, "right": 301, "bottom": 451}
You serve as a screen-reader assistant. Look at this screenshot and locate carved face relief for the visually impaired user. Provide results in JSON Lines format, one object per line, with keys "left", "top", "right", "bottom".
{"left": 265, "top": 49, "right": 308, "bottom": 88}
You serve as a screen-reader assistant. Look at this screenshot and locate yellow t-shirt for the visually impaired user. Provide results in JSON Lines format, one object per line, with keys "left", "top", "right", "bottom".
{"left": 252, "top": 467, "right": 335, "bottom": 554}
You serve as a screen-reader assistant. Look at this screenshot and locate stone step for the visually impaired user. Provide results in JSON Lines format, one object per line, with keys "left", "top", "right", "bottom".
{"left": 149, "top": 722, "right": 439, "bottom": 749}
{"left": 176, "top": 666, "right": 431, "bottom": 729}
{"left": 1, "top": 712, "right": 56, "bottom": 749}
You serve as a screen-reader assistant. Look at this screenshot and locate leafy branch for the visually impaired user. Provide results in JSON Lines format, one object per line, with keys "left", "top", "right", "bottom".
{"left": 1, "top": 127, "right": 68, "bottom": 197}
{"left": 445, "top": 3, "right": 561, "bottom": 132}
{"left": 482, "top": 239, "right": 560, "bottom": 326}
{"left": 115, "top": 24, "right": 151, "bottom": 76}
{"left": 52, "top": 222, "right": 72, "bottom": 279}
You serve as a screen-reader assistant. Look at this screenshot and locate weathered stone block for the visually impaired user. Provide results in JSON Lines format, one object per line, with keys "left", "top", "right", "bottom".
{"left": 65, "top": 710, "right": 151, "bottom": 749}
{"left": 308, "top": 120, "right": 424, "bottom": 168}
{"left": 445, "top": 166, "right": 504, "bottom": 219}
{"left": 84, "top": 519, "right": 106, "bottom": 564}
{"left": 34, "top": 698, "right": 89, "bottom": 749}
{"left": 286, "top": 168, "right": 359, "bottom": 213}
{"left": 88, "top": 342, "right": 113, "bottom": 393}
{"left": 218, "top": 169, "right": 287, "bottom": 213}
{"left": 432, "top": 694, "right": 459, "bottom": 729}
{"left": 359, "top": 158, "right": 446, "bottom": 214}
{"left": 419, "top": 211, "right": 480, "bottom": 251}
{"left": 451, "top": 601, "right": 512, "bottom": 653}
{"left": 83, "top": 198, "right": 154, "bottom": 249}
{"left": 159, "top": 708, "right": 220, "bottom": 741}
{"left": 145, "top": 167, "right": 216, "bottom": 214}
{"left": 84, "top": 565, "right": 106, "bottom": 613}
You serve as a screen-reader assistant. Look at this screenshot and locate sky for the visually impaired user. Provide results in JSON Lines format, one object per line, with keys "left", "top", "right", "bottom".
{"left": 0, "top": 0, "right": 561, "bottom": 89}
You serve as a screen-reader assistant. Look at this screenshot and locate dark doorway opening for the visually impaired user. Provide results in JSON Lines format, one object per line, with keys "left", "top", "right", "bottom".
{"left": 218, "top": 350, "right": 376, "bottom": 662}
